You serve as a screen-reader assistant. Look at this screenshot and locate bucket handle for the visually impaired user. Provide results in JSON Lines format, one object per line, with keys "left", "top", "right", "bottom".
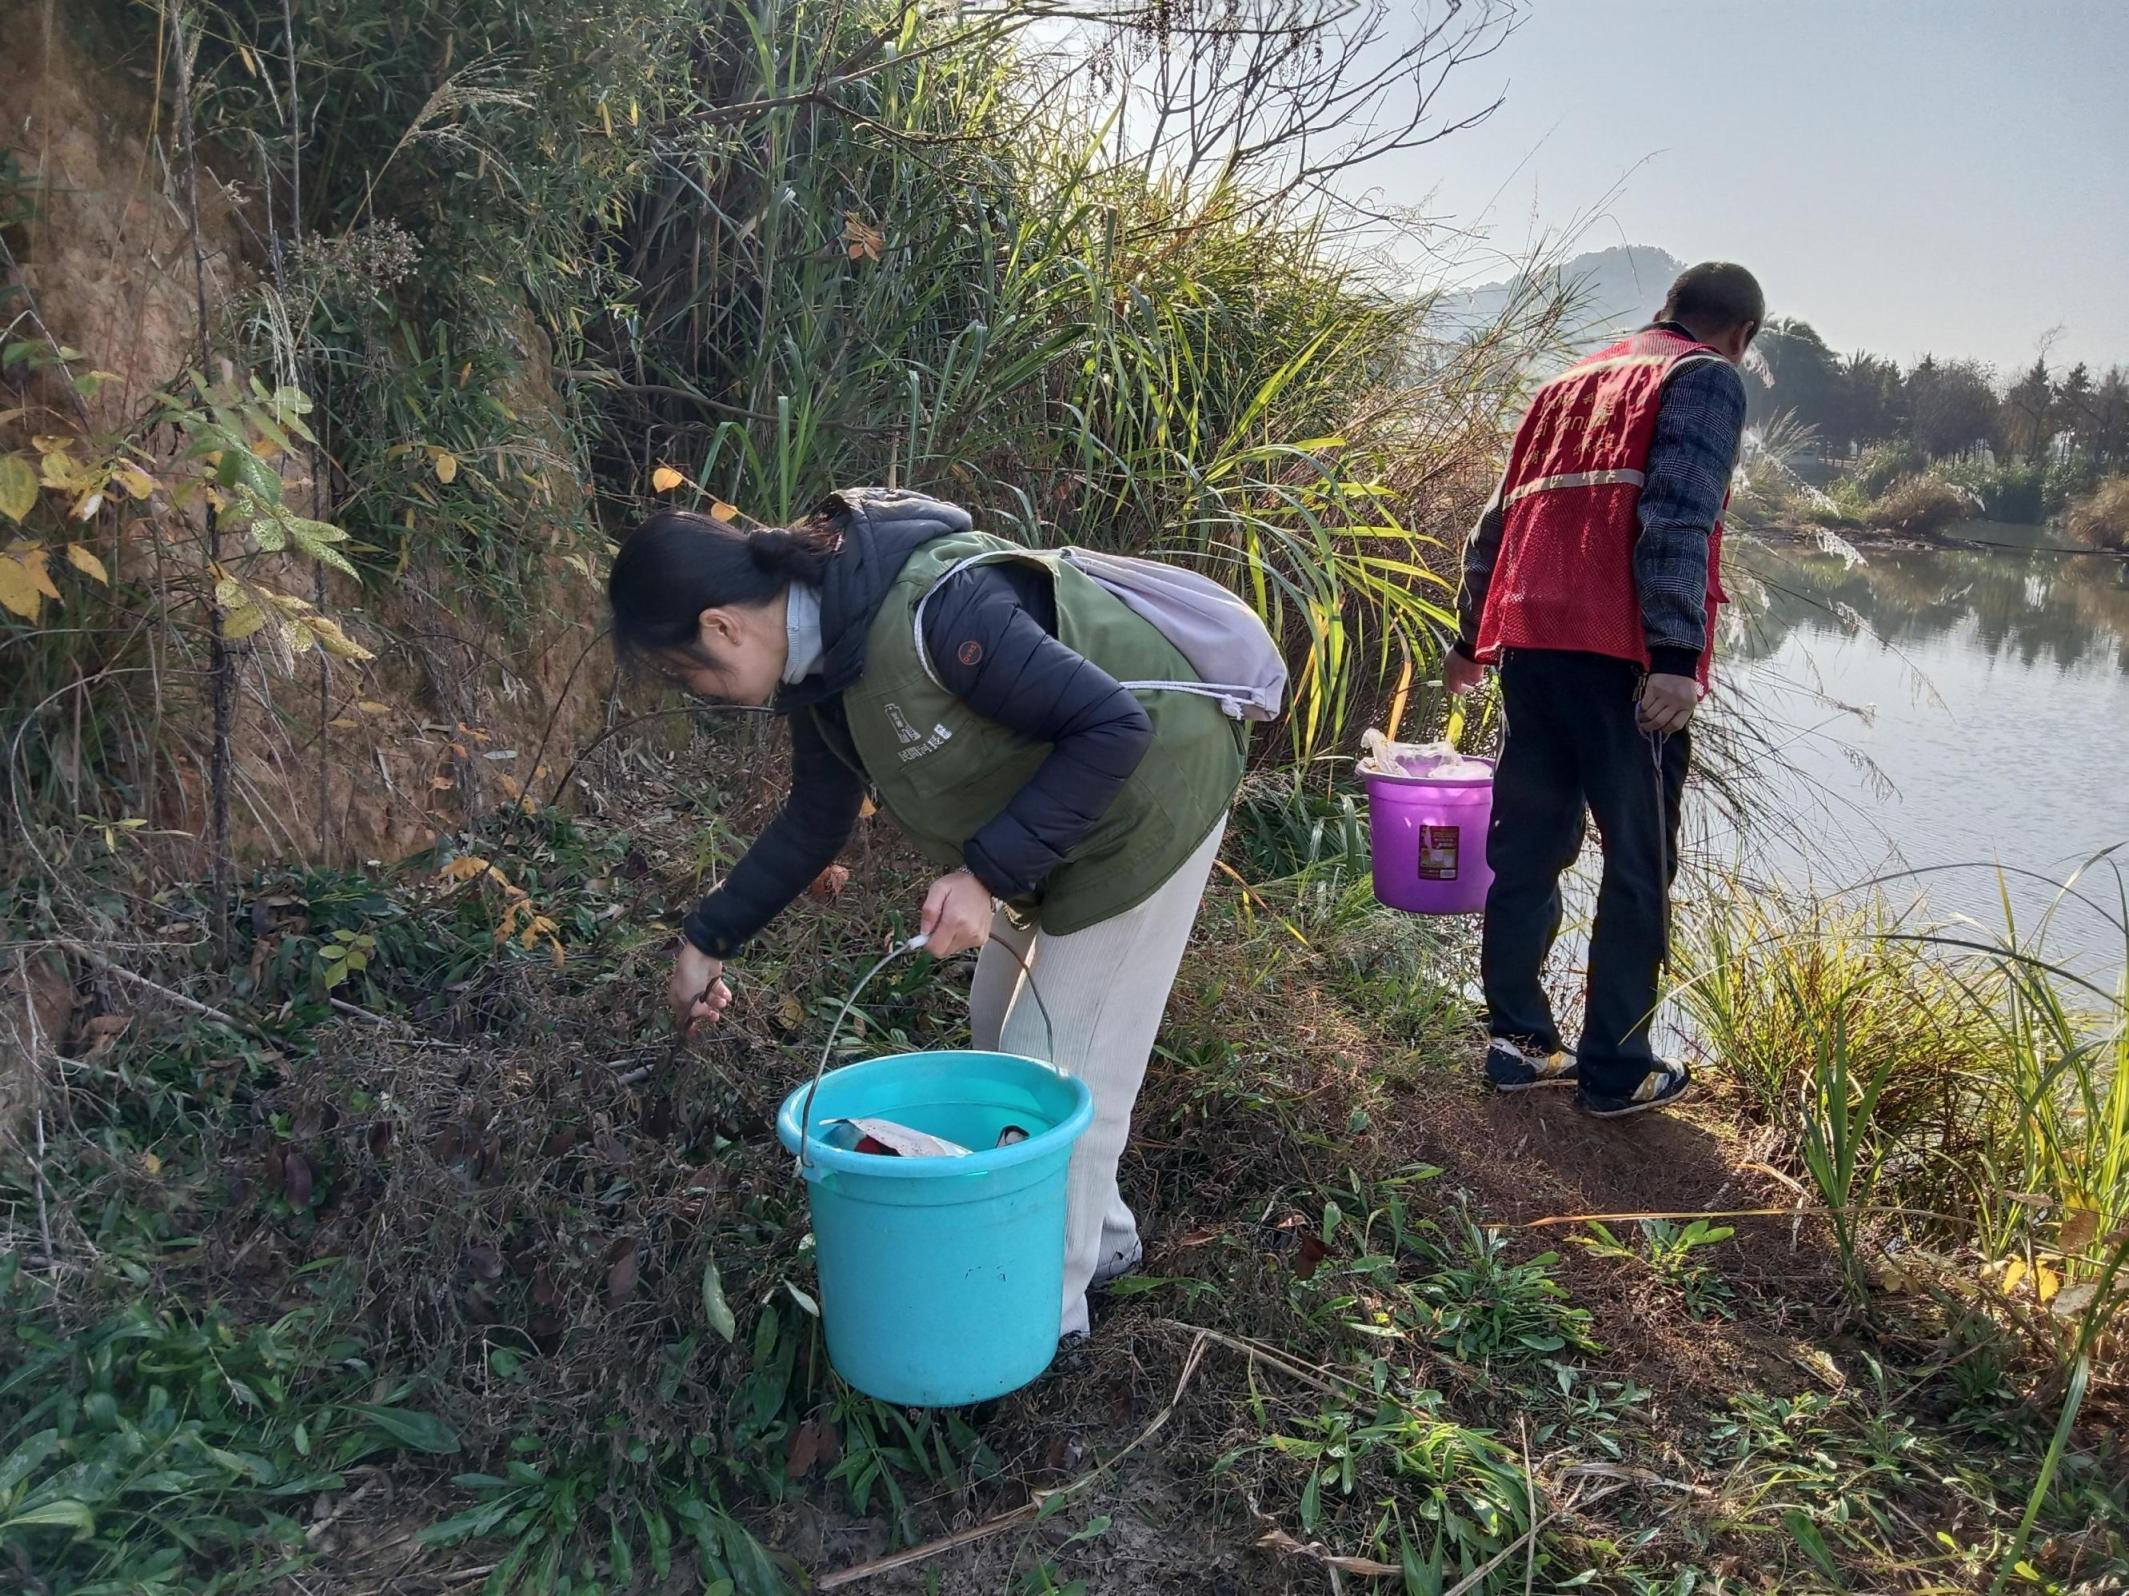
{"left": 797, "top": 932, "right": 1057, "bottom": 1168}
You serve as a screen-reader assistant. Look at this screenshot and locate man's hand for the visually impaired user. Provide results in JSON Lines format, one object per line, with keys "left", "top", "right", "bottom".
{"left": 1444, "top": 648, "right": 1487, "bottom": 698}
{"left": 920, "top": 869, "right": 993, "bottom": 958}
{"left": 1637, "top": 673, "right": 1699, "bottom": 735}
{"left": 669, "top": 943, "right": 732, "bottom": 1036}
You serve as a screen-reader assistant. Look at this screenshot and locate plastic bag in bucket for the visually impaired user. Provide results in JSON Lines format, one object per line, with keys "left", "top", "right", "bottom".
{"left": 1359, "top": 729, "right": 1495, "bottom": 916}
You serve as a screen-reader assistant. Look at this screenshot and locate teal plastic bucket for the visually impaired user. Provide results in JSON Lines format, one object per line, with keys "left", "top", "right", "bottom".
{"left": 776, "top": 1050, "right": 1093, "bottom": 1407}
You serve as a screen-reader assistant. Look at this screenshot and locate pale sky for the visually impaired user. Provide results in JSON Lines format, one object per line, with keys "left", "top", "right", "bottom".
{"left": 1364, "top": 1, "right": 2129, "bottom": 375}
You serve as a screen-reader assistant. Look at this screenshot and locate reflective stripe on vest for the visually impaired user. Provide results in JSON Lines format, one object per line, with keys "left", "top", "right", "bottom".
{"left": 1500, "top": 467, "right": 1648, "bottom": 509}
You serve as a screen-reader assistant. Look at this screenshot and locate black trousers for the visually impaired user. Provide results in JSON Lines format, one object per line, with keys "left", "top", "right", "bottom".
{"left": 1480, "top": 649, "right": 1689, "bottom": 1096}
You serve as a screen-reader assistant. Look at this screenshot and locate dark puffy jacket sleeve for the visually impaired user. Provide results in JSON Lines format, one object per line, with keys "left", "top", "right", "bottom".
{"left": 922, "top": 563, "right": 1154, "bottom": 901}
{"left": 681, "top": 711, "right": 865, "bottom": 958}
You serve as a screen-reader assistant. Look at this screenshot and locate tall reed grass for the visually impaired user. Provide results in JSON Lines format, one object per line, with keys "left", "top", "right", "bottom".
{"left": 1677, "top": 866, "right": 2129, "bottom": 1587}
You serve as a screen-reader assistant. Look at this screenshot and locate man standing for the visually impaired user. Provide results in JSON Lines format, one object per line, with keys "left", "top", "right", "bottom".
{"left": 1445, "top": 261, "right": 1760, "bottom": 1118}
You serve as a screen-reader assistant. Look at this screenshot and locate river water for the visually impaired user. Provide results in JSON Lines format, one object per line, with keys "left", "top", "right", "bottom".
{"left": 1713, "top": 521, "right": 2129, "bottom": 979}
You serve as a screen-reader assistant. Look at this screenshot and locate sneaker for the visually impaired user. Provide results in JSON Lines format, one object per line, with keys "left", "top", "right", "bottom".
{"left": 1577, "top": 1062, "right": 1693, "bottom": 1119}
{"left": 1485, "top": 1038, "right": 1580, "bottom": 1092}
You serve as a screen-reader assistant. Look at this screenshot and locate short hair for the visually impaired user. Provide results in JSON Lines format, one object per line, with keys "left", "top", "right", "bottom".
{"left": 1659, "top": 262, "right": 1765, "bottom": 337}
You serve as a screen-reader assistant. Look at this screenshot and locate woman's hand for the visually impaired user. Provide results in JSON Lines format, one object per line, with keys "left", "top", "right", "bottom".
{"left": 669, "top": 943, "right": 732, "bottom": 1036}
{"left": 920, "top": 870, "right": 994, "bottom": 958}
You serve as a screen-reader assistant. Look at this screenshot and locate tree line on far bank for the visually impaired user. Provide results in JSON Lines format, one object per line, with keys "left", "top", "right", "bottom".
{"left": 1743, "top": 319, "right": 2129, "bottom": 546}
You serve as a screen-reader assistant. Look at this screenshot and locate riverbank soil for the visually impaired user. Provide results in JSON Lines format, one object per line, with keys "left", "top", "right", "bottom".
{"left": 5, "top": 747, "right": 2124, "bottom": 1594}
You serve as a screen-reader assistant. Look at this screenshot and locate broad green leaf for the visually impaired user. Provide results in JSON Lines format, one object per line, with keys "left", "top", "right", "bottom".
{"left": 4, "top": 1499, "right": 95, "bottom": 1537}
{"left": 1783, "top": 1509, "right": 1841, "bottom": 1583}
{"left": 350, "top": 1404, "right": 460, "bottom": 1455}
{"left": 701, "top": 1259, "right": 736, "bottom": 1342}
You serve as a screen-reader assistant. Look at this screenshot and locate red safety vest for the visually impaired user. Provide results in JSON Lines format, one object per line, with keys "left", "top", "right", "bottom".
{"left": 1473, "top": 326, "right": 1731, "bottom": 687}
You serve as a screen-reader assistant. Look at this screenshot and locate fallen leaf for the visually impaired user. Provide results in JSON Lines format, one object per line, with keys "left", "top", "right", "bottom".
{"left": 1294, "top": 1233, "right": 1330, "bottom": 1280}
{"left": 140, "top": 1151, "right": 162, "bottom": 1176}
{"left": 709, "top": 500, "right": 740, "bottom": 522}
{"left": 433, "top": 449, "right": 459, "bottom": 484}
{"left": 1999, "top": 1257, "right": 2029, "bottom": 1298}
{"left": 776, "top": 994, "right": 805, "bottom": 1031}
{"left": 2050, "top": 1281, "right": 2101, "bottom": 1319}
{"left": 2060, "top": 1206, "right": 2100, "bottom": 1255}
{"left": 787, "top": 1418, "right": 832, "bottom": 1479}
{"left": 84, "top": 1014, "right": 132, "bottom": 1055}
{"left": 806, "top": 864, "right": 850, "bottom": 902}
{"left": 606, "top": 1236, "right": 641, "bottom": 1306}
{"left": 858, "top": 796, "right": 878, "bottom": 820}
{"left": 650, "top": 465, "right": 685, "bottom": 493}
{"left": 1253, "top": 1525, "right": 1398, "bottom": 1577}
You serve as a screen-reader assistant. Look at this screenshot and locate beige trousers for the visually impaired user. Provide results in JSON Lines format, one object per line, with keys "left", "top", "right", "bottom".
{"left": 968, "top": 821, "right": 1226, "bottom": 1338}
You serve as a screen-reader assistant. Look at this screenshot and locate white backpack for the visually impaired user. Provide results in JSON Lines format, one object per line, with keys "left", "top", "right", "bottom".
{"left": 914, "top": 546, "right": 1288, "bottom": 723}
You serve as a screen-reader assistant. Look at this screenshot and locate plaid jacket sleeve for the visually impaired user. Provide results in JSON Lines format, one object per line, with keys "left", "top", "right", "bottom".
{"left": 1635, "top": 357, "right": 1747, "bottom": 678}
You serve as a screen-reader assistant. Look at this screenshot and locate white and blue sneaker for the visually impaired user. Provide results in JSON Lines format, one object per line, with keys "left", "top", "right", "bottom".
{"left": 1484, "top": 1038, "right": 1580, "bottom": 1092}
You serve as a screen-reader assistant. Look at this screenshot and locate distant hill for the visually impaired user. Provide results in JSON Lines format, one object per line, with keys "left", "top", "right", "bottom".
{"left": 1432, "top": 245, "right": 1685, "bottom": 360}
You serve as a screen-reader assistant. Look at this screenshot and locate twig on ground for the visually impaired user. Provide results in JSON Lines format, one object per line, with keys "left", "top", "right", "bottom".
{"left": 19, "top": 954, "right": 56, "bottom": 1268}
{"left": 61, "top": 942, "right": 254, "bottom": 1034}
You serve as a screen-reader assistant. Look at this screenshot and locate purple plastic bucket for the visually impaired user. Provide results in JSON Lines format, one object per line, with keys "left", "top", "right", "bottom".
{"left": 1363, "top": 758, "right": 1495, "bottom": 915}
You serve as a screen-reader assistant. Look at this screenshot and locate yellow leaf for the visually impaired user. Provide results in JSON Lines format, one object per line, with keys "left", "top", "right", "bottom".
{"left": 440, "top": 854, "right": 493, "bottom": 883}
{"left": 433, "top": 450, "right": 459, "bottom": 484}
{"left": 20, "top": 545, "right": 60, "bottom": 601}
{"left": 598, "top": 100, "right": 614, "bottom": 137}
{"left": 356, "top": 700, "right": 391, "bottom": 715}
{"left": 777, "top": 994, "right": 805, "bottom": 1031}
{"left": 650, "top": 465, "right": 685, "bottom": 493}
{"left": 250, "top": 436, "right": 281, "bottom": 459}
{"left": 223, "top": 603, "right": 272, "bottom": 640}
{"left": 710, "top": 500, "right": 739, "bottom": 522}
{"left": 141, "top": 1150, "right": 163, "bottom": 1175}
{"left": 0, "top": 454, "right": 37, "bottom": 523}
{"left": 65, "top": 544, "right": 110, "bottom": 584}
{"left": 859, "top": 796, "right": 878, "bottom": 820}
{"left": 73, "top": 489, "right": 105, "bottom": 521}
{"left": 2035, "top": 1263, "right": 2062, "bottom": 1304}
{"left": 309, "top": 615, "right": 375, "bottom": 661}
{"left": 114, "top": 463, "right": 157, "bottom": 500}
{"left": 0, "top": 555, "right": 42, "bottom": 619}
{"left": 1999, "top": 1257, "right": 2028, "bottom": 1297}
{"left": 329, "top": 717, "right": 357, "bottom": 729}
{"left": 237, "top": 42, "right": 257, "bottom": 76}
{"left": 629, "top": 97, "right": 640, "bottom": 126}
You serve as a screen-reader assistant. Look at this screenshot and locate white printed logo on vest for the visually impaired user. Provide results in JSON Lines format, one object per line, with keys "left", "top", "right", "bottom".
{"left": 884, "top": 702, "right": 923, "bottom": 745}
{"left": 896, "top": 722, "right": 955, "bottom": 763}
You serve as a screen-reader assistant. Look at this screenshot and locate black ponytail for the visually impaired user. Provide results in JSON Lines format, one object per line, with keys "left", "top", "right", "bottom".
{"left": 608, "top": 509, "right": 842, "bottom": 660}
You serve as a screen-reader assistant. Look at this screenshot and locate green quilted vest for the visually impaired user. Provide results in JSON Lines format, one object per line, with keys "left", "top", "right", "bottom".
{"left": 820, "top": 532, "right": 1246, "bottom": 933}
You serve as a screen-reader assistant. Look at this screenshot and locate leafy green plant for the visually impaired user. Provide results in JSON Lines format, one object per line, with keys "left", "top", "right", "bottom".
{"left": 0, "top": 1293, "right": 456, "bottom": 1595}
{"left": 1578, "top": 1219, "right": 1737, "bottom": 1320}
{"left": 1418, "top": 1214, "right": 1595, "bottom": 1365}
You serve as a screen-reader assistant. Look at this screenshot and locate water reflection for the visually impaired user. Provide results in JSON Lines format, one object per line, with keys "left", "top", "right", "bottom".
{"left": 1730, "top": 522, "right": 2129, "bottom": 678}
{"left": 1715, "top": 520, "right": 2129, "bottom": 976}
